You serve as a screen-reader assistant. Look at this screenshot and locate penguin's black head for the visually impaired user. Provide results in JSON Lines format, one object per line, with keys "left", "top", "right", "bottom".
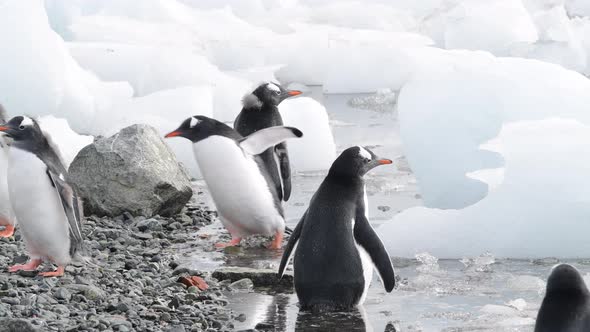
{"left": 165, "top": 115, "right": 237, "bottom": 143}
{"left": 329, "top": 146, "right": 393, "bottom": 178}
{"left": 546, "top": 264, "right": 590, "bottom": 296}
{"left": 0, "top": 116, "right": 46, "bottom": 153}
{"left": 243, "top": 82, "right": 302, "bottom": 109}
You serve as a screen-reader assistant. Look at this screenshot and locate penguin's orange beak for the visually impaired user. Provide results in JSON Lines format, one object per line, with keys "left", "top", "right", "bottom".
{"left": 287, "top": 90, "right": 302, "bottom": 96}
{"left": 165, "top": 131, "right": 182, "bottom": 138}
{"left": 0, "top": 126, "right": 8, "bottom": 132}
{"left": 378, "top": 159, "right": 393, "bottom": 165}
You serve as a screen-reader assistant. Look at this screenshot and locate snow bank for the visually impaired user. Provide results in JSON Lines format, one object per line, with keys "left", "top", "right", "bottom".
{"left": 68, "top": 42, "right": 251, "bottom": 122}
{"left": 0, "top": 0, "right": 131, "bottom": 134}
{"left": 443, "top": 0, "right": 538, "bottom": 53}
{"left": 566, "top": 0, "right": 590, "bottom": 17}
{"left": 280, "top": 97, "right": 337, "bottom": 171}
{"left": 379, "top": 119, "right": 590, "bottom": 258}
{"left": 398, "top": 53, "right": 590, "bottom": 209}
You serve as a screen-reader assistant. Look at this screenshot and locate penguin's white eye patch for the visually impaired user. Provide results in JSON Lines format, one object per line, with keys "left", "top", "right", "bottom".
{"left": 20, "top": 117, "right": 34, "bottom": 128}
{"left": 358, "top": 146, "right": 372, "bottom": 160}
{"left": 189, "top": 117, "right": 200, "bottom": 128}
{"left": 267, "top": 83, "right": 281, "bottom": 93}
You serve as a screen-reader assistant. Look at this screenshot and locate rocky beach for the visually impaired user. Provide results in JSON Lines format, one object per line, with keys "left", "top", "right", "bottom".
{"left": 0, "top": 191, "right": 245, "bottom": 332}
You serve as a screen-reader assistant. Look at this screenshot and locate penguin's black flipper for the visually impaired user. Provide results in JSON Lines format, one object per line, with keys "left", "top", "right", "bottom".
{"left": 279, "top": 210, "right": 307, "bottom": 278}
{"left": 276, "top": 142, "right": 292, "bottom": 201}
{"left": 47, "top": 169, "right": 84, "bottom": 256}
{"left": 353, "top": 211, "right": 395, "bottom": 292}
{"left": 239, "top": 126, "right": 303, "bottom": 155}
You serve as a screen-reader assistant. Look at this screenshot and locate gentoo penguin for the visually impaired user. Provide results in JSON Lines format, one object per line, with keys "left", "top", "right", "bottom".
{"left": 279, "top": 146, "right": 396, "bottom": 312}
{"left": 535, "top": 264, "right": 590, "bottom": 332}
{"left": 0, "top": 116, "right": 84, "bottom": 277}
{"left": 0, "top": 105, "right": 15, "bottom": 237}
{"left": 234, "top": 82, "right": 302, "bottom": 202}
{"left": 165, "top": 115, "right": 303, "bottom": 249}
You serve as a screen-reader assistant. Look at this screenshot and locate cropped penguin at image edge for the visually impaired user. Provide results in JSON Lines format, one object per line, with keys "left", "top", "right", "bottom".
{"left": 234, "top": 82, "right": 302, "bottom": 203}
{"left": 165, "top": 115, "right": 303, "bottom": 249}
{"left": 535, "top": 264, "right": 590, "bottom": 332}
{"left": 279, "top": 146, "right": 396, "bottom": 312}
{"left": 0, "top": 116, "right": 84, "bottom": 277}
{"left": 0, "top": 104, "right": 16, "bottom": 238}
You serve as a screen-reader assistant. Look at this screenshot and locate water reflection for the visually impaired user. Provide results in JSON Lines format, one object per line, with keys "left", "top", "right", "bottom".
{"left": 294, "top": 307, "right": 372, "bottom": 332}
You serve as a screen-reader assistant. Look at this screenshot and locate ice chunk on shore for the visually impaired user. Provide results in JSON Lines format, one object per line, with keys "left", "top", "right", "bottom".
{"left": 380, "top": 119, "right": 590, "bottom": 258}
{"left": 398, "top": 53, "right": 590, "bottom": 209}
{"left": 0, "top": 0, "right": 131, "bottom": 134}
{"left": 280, "top": 97, "right": 336, "bottom": 171}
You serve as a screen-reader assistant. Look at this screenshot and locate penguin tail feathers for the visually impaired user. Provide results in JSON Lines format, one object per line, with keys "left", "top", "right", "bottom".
{"left": 72, "top": 252, "right": 100, "bottom": 269}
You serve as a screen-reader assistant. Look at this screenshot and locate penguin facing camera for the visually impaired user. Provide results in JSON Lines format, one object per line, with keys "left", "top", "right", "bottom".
{"left": 234, "top": 82, "right": 302, "bottom": 203}
{"left": 279, "top": 146, "right": 396, "bottom": 312}
{"left": 0, "top": 116, "right": 84, "bottom": 277}
{"left": 165, "top": 115, "right": 303, "bottom": 249}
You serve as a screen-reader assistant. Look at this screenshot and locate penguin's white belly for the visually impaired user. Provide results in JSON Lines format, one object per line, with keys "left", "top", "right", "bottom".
{"left": 193, "top": 136, "right": 283, "bottom": 237}
{"left": 0, "top": 138, "right": 14, "bottom": 225}
{"left": 356, "top": 189, "right": 374, "bottom": 305}
{"left": 8, "top": 149, "right": 70, "bottom": 265}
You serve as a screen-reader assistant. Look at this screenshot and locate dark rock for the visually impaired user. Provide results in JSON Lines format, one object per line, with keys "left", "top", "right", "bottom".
{"left": 0, "top": 319, "right": 37, "bottom": 332}
{"left": 255, "top": 322, "right": 275, "bottom": 331}
{"left": 69, "top": 124, "right": 193, "bottom": 217}
{"left": 124, "top": 261, "right": 137, "bottom": 270}
{"left": 54, "top": 288, "right": 72, "bottom": 302}
{"left": 168, "top": 296, "right": 182, "bottom": 310}
{"left": 212, "top": 267, "right": 293, "bottom": 288}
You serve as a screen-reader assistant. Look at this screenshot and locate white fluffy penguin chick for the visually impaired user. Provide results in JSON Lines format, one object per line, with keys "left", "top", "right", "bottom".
{"left": 0, "top": 116, "right": 84, "bottom": 277}
{"left": 165, "top": 115, "right": 303, "bottom": 249}
{"left": 0, "top": 105, "right": 16, "bottom": 237}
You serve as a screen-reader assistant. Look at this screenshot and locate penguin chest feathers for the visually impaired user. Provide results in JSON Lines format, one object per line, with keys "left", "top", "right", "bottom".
{"left": 192, "top": 136, "right": 283, "bottom": 235}
{"left": 7, "top": 148, "right": 71, "bottom": 264}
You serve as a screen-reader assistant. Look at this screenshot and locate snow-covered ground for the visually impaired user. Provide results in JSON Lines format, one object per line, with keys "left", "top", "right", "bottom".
{"left": 2, "top": 0, "right": 590, "bottom": 258}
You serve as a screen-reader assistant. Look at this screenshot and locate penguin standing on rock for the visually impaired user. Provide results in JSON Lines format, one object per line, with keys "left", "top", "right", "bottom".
{"left": 234, "top": 82, "right": 302, "bottom": 202}
{"left": 0, "top": 105, "right": 15, "bottom": 237}
{"left": 535, "top": 264, "right": 590, "bottom": 332}
{"left": 0, "top": 116, "right": 84, "bottom": 277}
{"left": 279, "top": 146, "right": 396, "bottom": 312}
{"left": 165, "top": 115, "right": 303, "bottom": 249}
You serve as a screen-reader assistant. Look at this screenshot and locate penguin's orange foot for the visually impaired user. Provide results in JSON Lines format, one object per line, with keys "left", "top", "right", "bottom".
{"left": 8, "top": 259, "right": 42, "bottom": 272}
{"left": 0, "top": 225, "right": 14, "bottom": 238}
{"left": 215, "top": 237, "right": 242, "bottom": 248}
{"left": 39, "top": 266, "right": 65, "bottom": 277}
{"left": 268, "top": 231, "right": 283, "bottom": 250}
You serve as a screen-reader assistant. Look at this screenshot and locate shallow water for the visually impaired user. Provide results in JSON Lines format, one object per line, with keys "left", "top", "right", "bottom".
{"left": 181, "top": 91, "right": 584, "bottom": 331}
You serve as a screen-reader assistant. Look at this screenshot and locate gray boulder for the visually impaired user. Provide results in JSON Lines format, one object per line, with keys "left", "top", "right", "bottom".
{"left": 69, "top": 124, "right": 192, "bottom": 217}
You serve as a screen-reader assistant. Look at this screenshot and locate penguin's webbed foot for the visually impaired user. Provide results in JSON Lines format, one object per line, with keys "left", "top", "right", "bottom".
{"left": 0, "top": 225, "right": 14, "bottom": 238}
{"left": 215, "top": 237, "right": 242, "bottom": 248}
{"left": 39, "top": 266, "right": 65, "bottom": 277}
{"left": 267, "top": 231, "right": 283, "bottom": 250}
{"left": 8, "top": 259, "right": 42, "bottom": 272}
